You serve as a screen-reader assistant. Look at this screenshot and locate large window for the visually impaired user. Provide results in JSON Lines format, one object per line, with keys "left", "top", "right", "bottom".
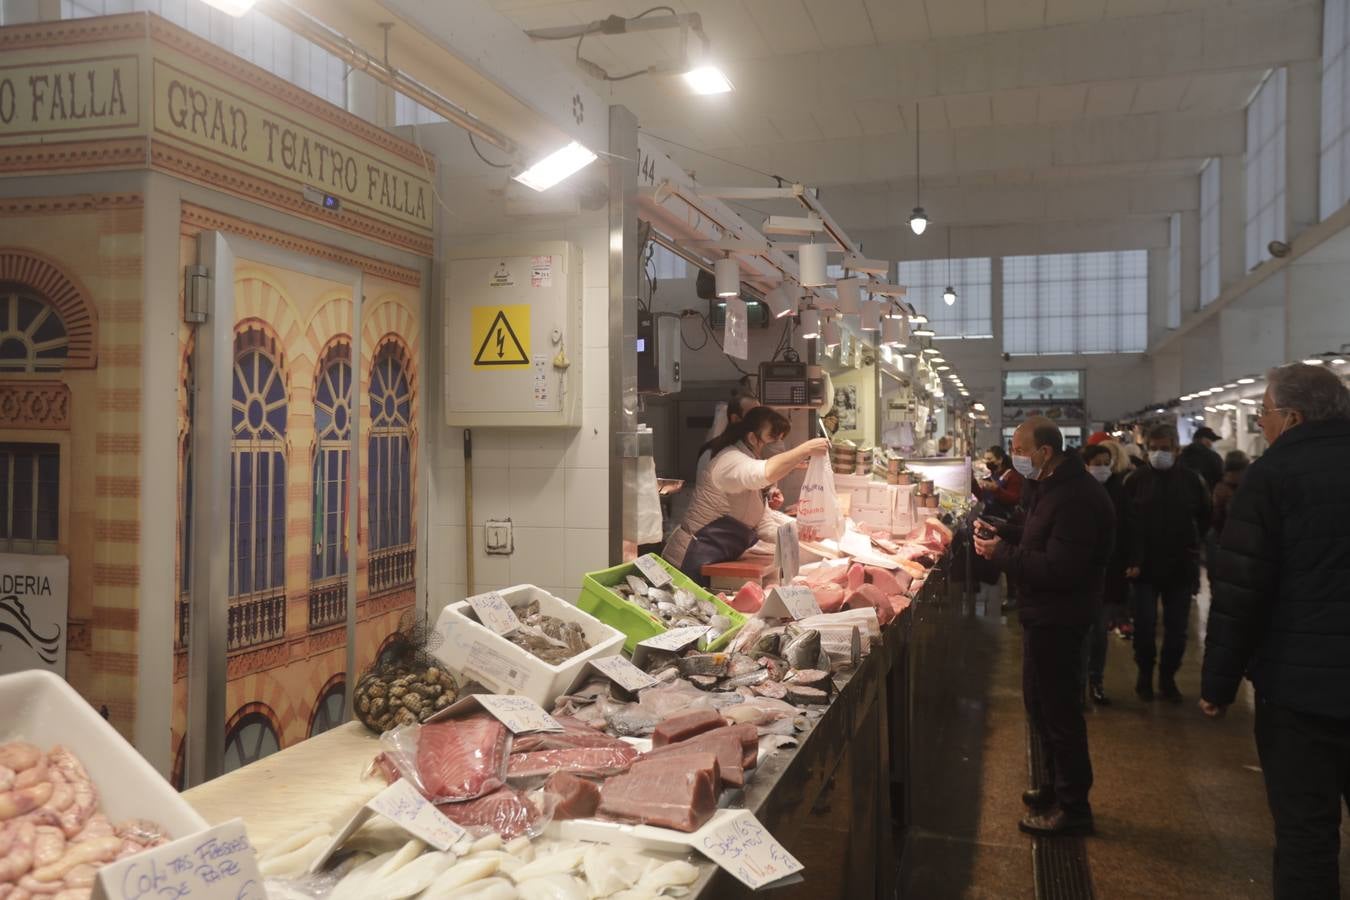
{"left": 1246, "top": 68, "right": 1287, "bottom": 269}
{"left": 0, "top": 444, "right": 59, "bottom": 554}
{"left": 897, "top": 257, "right": 993, "bottom": 339}
{"left": 311, "top": 350, "right": 351, "bottom": 584}
{"left": 1167, "top": 213, "right": 1181, "bottom": 329}
{"left": 1323, "top": 0, "right": 1350, "bottom": 220}
{"left": 0, "top": 286, "right": 68, "bottom": 373}
{"left": 368, "top": 346, "right": 413, "bottom": 594}
{"left": 1200, "top": 159, "right": 1221, "bottom": 306}
{"left": 223, "top": 709, "right": 280, "bottom": 773}
{"left": 1002, "top": 251, "right": 1147, "bottom": 355}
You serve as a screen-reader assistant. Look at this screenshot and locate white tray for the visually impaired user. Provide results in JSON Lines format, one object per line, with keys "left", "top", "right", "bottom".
{"left": 0, "top": 669, "right": 207, "bottom": 837}
{"left": 433, "top": 585, "right": 624, "bottom": 708}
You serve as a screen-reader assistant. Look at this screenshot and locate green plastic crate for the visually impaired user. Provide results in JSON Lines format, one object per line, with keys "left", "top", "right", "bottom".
{"left": 578, "top": 555, "right": 746, "bottom": 654}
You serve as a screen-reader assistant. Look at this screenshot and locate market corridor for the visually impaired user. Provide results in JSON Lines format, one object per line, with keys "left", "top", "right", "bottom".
{"left": 903, "top": 588, "right": 1350, "bottom": 899}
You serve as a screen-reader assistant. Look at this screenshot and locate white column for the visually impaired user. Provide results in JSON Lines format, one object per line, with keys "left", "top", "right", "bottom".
{"left": 1179, "top": 209, "right": 1200, "bottom": 317}
{"left": 1286, "top": 60, "right": 1322, "bottom": 240}
{"left": 1219, "top": 153, "right": 1247, "bottom": 288}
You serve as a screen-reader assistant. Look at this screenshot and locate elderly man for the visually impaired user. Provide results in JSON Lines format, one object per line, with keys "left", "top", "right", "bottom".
{"left": 1202, "top": 364, "right": 1350, "bottom": 899}
{"left": 975, "top": 417, "right": 1115, "bottom": 836}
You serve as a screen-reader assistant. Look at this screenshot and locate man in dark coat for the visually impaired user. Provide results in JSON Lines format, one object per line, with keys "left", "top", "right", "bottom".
{"left": 1121, "top": 423, "right": 1211, "bottom": 702}
{"left": 1180, "top": 425, "right": 1224, "bottom": 489}
{"left": 1202, "top": 363, "right": 1350, "bottom": 899}
{"left": 974, "top": 417, "right": 1115, "bottom": 837}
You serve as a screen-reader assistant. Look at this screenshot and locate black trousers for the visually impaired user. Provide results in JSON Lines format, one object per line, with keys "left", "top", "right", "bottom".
{"left": 1132, "top": 581, "right": 1192, "bottom": 677}
{"left": 1255, "top": 697, "right": 1350, "bottom": 900}
{"left": 1023, "top": 624, "right": 1094, "bottom": 815}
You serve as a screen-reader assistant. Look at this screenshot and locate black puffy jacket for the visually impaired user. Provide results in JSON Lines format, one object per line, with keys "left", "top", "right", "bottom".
{"left": 1202, "top": 419, "right": 1350, "bottom": 716}
{"left": 1121, "top": 463, "right": 1211, "bottom": 589}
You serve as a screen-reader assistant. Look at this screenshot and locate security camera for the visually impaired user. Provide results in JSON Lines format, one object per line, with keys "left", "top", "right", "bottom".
{"left": 1268, "top": 240, "right": 1291, "bottom": 258}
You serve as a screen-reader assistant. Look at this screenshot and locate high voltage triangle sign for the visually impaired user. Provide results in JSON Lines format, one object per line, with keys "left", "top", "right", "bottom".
{"left": 471, "top": 305, "right": 530, "bottom": 368}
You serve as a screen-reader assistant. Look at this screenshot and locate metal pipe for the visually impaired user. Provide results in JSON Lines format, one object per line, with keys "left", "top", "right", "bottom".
{"left": 259, "top": 0, "right": 516, "bottom": 155}
{"left": 463, "top": 429, "right": 474, "bottom": 595}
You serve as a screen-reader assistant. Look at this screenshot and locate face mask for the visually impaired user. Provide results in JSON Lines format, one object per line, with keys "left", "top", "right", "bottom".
{"left": 1011, "top": 454, "right": 1038, "bottom": 479}
{"left": 1088, "top": 465, "right": 1112, "bottom": 483}
{"left": 1149, "top": 450, "right": 1174, "bottom": 470}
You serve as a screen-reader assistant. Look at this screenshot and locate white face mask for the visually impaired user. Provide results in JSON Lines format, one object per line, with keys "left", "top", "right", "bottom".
{"left": 1149, "top": 450, "right": 1175, "bottom": 470}
{"left": 1088, "top": 465, "right": 1112, "bottom": 483}
{"left": 1011, "top": 453, "right": 1038, "bottom": 480}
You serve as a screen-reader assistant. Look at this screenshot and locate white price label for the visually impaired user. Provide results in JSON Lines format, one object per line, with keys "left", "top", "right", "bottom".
{"left": 696, "top": 810, "right": 804, "bottom": 890}
{"left": 475, "top": 694, "right": 564, "bottom": 733}
{"left": 775, "top": 520, "right": 800, "bottom": 583}
{"left": 589, "top": 655, "right": 659, "bottom": 692}
{"left": 94, "top": 818, "right": 263, "bottom": 900}
{"left": 638, "top": 625, "right": 708, "bottom": 652}
{"left": 633, "top": 554, "right": 673, "bottom": 588}
{"left": 759, "top": 585, "right": 821, "bottom": 621}
{"left": 467, "top": 590, "right": 521, "bottom": 635}
{"left": 367, "top": 780, "right": 468, "bottom": 851}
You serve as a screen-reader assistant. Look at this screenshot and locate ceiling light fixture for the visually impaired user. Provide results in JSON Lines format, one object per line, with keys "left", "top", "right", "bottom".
{"left": 861, "top": 300, "right": 881, "bottom": 331}
{"left": 798, "top": 308, "right": 820, "bottom": 340}
{"left": 909, "top": 102, "right": 928, "bottom": 235}
{"left": 936, "top": 365, "right": 950, "bottom": 371}
{"left": 514, "top": 141, "right": 598, "bottom": 191}
{"left": 913, "top": 327, "right": 936, "bottom": 338}
{"left": 922, "top": 346, "right": 940, "bottom": 355}
{"left": 1204, "top": 406, "right": 1218, "bottom": 412}
{"left": 837, "top": 277, "right": 862, "bottom": 315}
{"left": 882, "top": 316, "right": 905, "bottom": 346}
{"left": 200, "top": 0, "right": 256, "bottom": 15}
{"left": 823, "top": 316, "right": 841, "bottom": 349}
{"left": 714, "top": 256, "right": 739, "bottom": 298}
{"left": 909, "top": 312, "right": 929, "bottom": 325}
{"left": 799, "top": 242, "right": 828, "bottom": 287}
{"left": 1240, "top": 398, "right": 1258, "bottom": 405}
{"left": 1237, "top": 377, "right": 1256, "bottom": 384}
{"left": 902, "top": 351, "right": 919, "bottom": 359}
{"left": 942, "top": 226, "right": 958, "bottom": 306}
{"left": 1333, "top": 358, "right": 1347, "bottom": 365}
{"left": 1224, "top": 382, "right": 1238, "bottom": 389}
{"left": 973, "top": 402, "right": 986, "bottom": 412}
{"left": 931, "top": 356, "right": 945, "bottom": 364}
{"left": 683, "top": 65, "right": 733, "bottom": 95}
{"left": 1303, "top": 357, "right": 1325, "bottom": 365}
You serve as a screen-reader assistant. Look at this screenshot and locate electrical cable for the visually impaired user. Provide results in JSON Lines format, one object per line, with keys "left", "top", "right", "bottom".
{"left": 467, "top": 132, "right": 512, "bottom": 169}
{"left": 640, "top": 130, "right": 792, "bottom": 185}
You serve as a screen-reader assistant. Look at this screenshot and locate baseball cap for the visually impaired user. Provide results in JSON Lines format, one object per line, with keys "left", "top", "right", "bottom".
{"left": 1086, "top": 431, "right": 1112, "bottom": 446}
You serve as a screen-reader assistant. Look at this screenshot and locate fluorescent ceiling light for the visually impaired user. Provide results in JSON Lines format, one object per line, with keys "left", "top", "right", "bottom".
{"left": 922, "top": 347, "right": 940, "bottom": 355}
{"left": 1239, "top": 398, "right": 1258, "bottom": 405}
{"left": 959, "top": 390, "right": 970, "bottom": 396}
{"left": 1224, "top": 382, "right": 1238, "bottom": 389}
{"left": 1204, "top": 406, "right": 1218, "bottom": 412}
{"left": 683, "top": 65, "right": 733, "bottom": 95}
{"left": 514, "top": 141, "right": 597, "bottom": 191}
{"left": 1154, "top": 408, "right": 1165, "bottom": 414}
{"left": 931, "top": 356, "right": 945, "bottom": 364}
{"left": 1237, "top": 377, "right": 1256, "bottom": 384}
{"left": 902, "top": 351, "right": 919, "bottom": 359}
{"left": 1303, "top": 357, "right": 1324, "bottom": 365}
{"left": 913, "top": 328, "right": 936, "bottom": 338}
{"left": 201, "top": 0, "right": 256, "bottom": 14}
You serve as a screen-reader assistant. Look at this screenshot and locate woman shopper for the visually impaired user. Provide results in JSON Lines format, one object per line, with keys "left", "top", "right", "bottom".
{"left": 1081, "top": 441, "right": 1130, "bottom": 705}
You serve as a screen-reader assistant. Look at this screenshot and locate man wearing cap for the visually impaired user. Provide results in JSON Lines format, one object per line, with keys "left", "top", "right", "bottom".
{"left": 1180, "top": 426, "right": 1224, "bottom": 490}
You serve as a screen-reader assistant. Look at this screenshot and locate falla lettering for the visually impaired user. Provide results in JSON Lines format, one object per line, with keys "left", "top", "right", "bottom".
{"left": 366, "top": 164, "right": 427, "bottom": 221}
{"left": 20, "top": 68, "right": 127, "bottom": 124}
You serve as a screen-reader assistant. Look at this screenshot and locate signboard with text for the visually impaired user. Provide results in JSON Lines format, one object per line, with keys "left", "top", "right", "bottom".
{"left": 0, "top": 553, "right": 68, "bottom": 677}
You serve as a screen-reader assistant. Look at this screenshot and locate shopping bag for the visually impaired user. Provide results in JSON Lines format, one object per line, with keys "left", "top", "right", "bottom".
{"left": 797, "top": 452, "right": 842, "bottom": 542}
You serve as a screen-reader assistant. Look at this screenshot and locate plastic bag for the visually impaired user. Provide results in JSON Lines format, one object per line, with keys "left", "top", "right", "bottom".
{"left": 378, "top": 713, "right": 512, "bottom": 803}
{"left": 796, "top": 453, "right": 842, "bottom": 542}
{"left": 635, "top": 455, "right": 665, "bottom": 545}
{"left": 353, "top": 612, "right": 459, "bottom": 733}
{"left": 435, "top": 785, "right": 554, "bottom": 840}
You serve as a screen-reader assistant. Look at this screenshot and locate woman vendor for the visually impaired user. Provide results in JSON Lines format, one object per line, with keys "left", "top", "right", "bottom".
{"left": 664, "top": 407, "right": 829, "bottom": 585}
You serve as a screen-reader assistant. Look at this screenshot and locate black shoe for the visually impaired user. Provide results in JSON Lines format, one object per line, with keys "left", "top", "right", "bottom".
{"left": 1135, "top": 671, "right": 1154, "bottom": 701}
{"left": 1158, "top": 676, "right": 1183, "bottom": 703}
{"left": 1022, "top": 786, "right": 1055, "bottom": 811}
{"left": 1019, "top": 808, "right": 1095, "bottom": 837}
{"left": 1090, "top": 683, "right": 1110, "bottom": 706}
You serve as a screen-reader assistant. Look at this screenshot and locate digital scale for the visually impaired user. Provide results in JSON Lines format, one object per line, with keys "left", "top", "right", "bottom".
{"left": 758, "top": 361, "right": 827, "bottom": 409}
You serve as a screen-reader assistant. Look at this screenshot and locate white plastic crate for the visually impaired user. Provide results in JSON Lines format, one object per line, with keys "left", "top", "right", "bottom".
{"left": 0, "top": 669, "right": 207, "bottom": 837}
{"left": 433, "top": 585, "right": 625, "bottom": 708}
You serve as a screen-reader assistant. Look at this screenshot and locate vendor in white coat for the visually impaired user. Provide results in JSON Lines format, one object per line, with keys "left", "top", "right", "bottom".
{"left": 664, "top": 407, "right": 829, "bottom": 585}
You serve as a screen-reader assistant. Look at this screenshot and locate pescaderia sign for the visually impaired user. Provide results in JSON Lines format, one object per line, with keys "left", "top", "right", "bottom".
{"left": 0, "top": 552, "right": 68, "bottom": 678}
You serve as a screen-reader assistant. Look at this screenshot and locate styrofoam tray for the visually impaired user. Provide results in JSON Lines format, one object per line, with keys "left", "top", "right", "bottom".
{"left": 0, "top": 669, "right": 207, "bottom": 837}
{"left": 433, "top": 585, "right": 625, "bottom": 708}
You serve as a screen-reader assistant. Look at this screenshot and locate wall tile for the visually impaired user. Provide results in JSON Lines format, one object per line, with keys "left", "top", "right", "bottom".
{"left": 582, "top": 347, "right": 608, "bottom": 405}
{"left": 583, "top": 286, "right": 609, "bottom": 349}
{"left": 565, "top": 406, "right": 610, "bottom": 469}
{"left": 434, "top": 466, "right": 466, "bottom": 526}
{"left": 466, "top": 428, "right": 510, "bottom": 468}
{"left": 563, "top": 527, "right": 610, "bottom": 588}
{"left": 508, "top": 430, "right": 571, "bottom": 469}
{"left": 509, "top": 526, "right": 566, "bottom": 588}
{"left": 430, "top": 524, "right": 467, "bottom": 586}
{"left": 470, "top": 527, "right": 512, "bottom": 587}
{"left": 470, "top": 467, "right": 511, "bottom": 525}
{"left": 564, "top": 467, "right": 609, "bottom": 529}
{"left": 508, "top": 466, "right": 566, "bottom": 528}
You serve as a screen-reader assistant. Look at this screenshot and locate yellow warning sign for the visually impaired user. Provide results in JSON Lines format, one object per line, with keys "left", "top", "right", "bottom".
{"left": 472, "top": 305, "right": 530, "bottom": 368}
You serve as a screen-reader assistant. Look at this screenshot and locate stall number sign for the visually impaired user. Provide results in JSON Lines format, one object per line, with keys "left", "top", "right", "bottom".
{"left": 471, "top": 304, "right": 530, "bottom": 369}
{"left": 94, "top": 818, "right": 263, "bottom": 900}
{"left": 466, "top": 590, "right": 521, "bottom": 635}
{"left": 697, "top": 810, "right": 804, "bottom": 889}
{"left": 367, "top": 780, "right": 468, "bottom": 850}
{"left": 0, "top": 553, "right": 68, "bottom": 677}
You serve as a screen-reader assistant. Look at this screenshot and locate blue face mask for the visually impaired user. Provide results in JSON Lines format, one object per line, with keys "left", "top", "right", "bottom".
{"left": 1011, "top": 454, "right": 1038, "bottom": 480}
{"left": 1149, "top": 450, "right": 1175, "bottom": 470}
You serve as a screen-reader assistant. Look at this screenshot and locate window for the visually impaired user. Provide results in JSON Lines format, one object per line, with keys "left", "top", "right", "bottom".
{"left": 0, "top": 286, "right": 68, "bottom": 373}
{"left": 223, "top": 710, "right": 280, "bottom": 773}
{"left": 1167, "top": 214, "right": 1181, "bottom": 329}
{"left": 395, "top": 95, "right": 446, "bottom": 127}
{"left": 311, "top": 350, "right": 351, "bottom": 583}
{"left": 368, "top": 345, "right": 413, "bottom": 594}
{"left": 1322, "top": 0, "right": 1350, "bottom": 219}
{"left": 229, "top": 337, "right": 287, "bottom": 607}
{"left": 308, "top": 680, "right": 346, "bottom": 737}
{"left": 1246, "top": 68, "right": 1287, "bottom": 269}
{"left": 0, "top": 444, "right": 59, "bottom": 554}
{"left": 1200, "top": 159, "right": 1221, "bottom": 306}
{"left": 649, "top": 243, "right": 688, "bottom": 281}
{"left": 1002, "top": 251, "right": 1147, "bottom": 355}
{"left": 897, "top": 258, "right": 993, "bottom": 339}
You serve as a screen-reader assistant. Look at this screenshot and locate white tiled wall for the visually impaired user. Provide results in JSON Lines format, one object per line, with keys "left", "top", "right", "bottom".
{"left": 428, "top": 213, "right": 612, "bottom": 611}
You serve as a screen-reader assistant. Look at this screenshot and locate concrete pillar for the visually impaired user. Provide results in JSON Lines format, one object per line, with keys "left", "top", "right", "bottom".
{"left": 1153, "top": 349, "right": 1183, "bottom": 404}
{"left": 1180, "top": 209, "right": 1200, "bottom": 317}
{"left": 346, "top": 71, "right": 395, "bottom": 129}
{"left": 1286, "top": 261, "right": 1350, "bottom": 360}
{"left": 1220, "top": 153, "right": 1247, "bottom": 288}
{"left": 1286, "top": 60, "right": 1322, "bottom": 240}
{"left": 1147, "top": 247, "right": 1169, "bottom": 345}
{"left": 1181, "top": 319, "right": 1224, "bottom": 393}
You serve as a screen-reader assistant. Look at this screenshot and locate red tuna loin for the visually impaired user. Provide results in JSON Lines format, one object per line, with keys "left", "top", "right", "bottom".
{"left": 543, "top": 772, "right": 602, "bottom": 820}
{"left": 436, "top": 786, "right": 539, "bottom": 839}
{"left": 845, "top": 584, "right": 896, "bottom": 626}
{"left": 598, "top": 753, "right": 721, "bottom": 832}
{"left": 417, "top": 713, "right": 510, "bottom": 801}
{"left": 730, "top": 582, "right": 765, "bottom": 614}
{"left": 642, "top": 732, "right": 745, "bottom": 786}
{"left": 512, "top": 716, "right": 629, "bottom": 753}
{"left": 651, "top": 708, "right": 725, "bottom": 747}
{"left": 694, "top": 723, "right": 759, "bottom": 769}
{"left": 507, "top": 744, "right": 639, "bottom": 781}
{"left": 814, "top": 583, "right": 846, "bottom": 613}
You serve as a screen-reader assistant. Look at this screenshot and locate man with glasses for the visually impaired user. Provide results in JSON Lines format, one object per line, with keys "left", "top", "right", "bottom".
{"left": 1202, "top": 363, "right": 1350, "bottom": 899}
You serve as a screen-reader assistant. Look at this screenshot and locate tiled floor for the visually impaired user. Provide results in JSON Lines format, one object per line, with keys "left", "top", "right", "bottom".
{"left": 903, "top": 585, "right": 1350, "bottom": 899}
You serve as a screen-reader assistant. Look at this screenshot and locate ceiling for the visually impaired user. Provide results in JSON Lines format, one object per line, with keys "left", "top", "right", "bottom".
{"left": 487, "top": 0, "right": 1321, "bottom": 250}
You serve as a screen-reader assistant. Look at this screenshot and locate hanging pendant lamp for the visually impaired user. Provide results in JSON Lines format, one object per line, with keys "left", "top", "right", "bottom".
{"left": 909, "top": 102, "right": 928, "bottom": 236}
{"left": 943, "top": 226, "right": 957, "bottom": 306}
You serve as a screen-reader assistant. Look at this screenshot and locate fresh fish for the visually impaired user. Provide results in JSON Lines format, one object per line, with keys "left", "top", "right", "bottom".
{"left": 782, "top": 629, "right": 822, "bottom": 670}
{"left": 786, "top": 684, "right": 829, "bottom": 705}
{"left": 677, "top": 653, "right": 729, "bottom": 677}
{"left": 689, "top": 674, "right": 720, "bottom": 690}
{"left": 725, "top": 654, "right": 762, "bottom": 677}
{"left": 673, "top": 589, "right": 698, "bottom": 611}
{"left": 722, "top": 669, "right": 770, "bottom": 689}
{"left": 697, "top": 599, "right": 717, "bottom": 618}
{"left": 625, "top": 575, "right": 650, "bottom": 596}
{"left": 647, "top": 587, "right": 674, "bottom": 606}
{"left": 750, "top": 632, "right": 782, "bottom": 657}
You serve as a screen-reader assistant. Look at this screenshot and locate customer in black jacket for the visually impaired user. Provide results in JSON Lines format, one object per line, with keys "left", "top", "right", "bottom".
{"left": 1201, "top": 363, "right": 1350, "bottom": 899}
{"left": 974, "top": 417, "right": 1114, "bottom": 837}
{"left": 1121, "top": 423, "right": 1211, "bottom": 702}
{"left": 1180, "top": 425, "right": 1224, "bottom": 490}
{"left": 1081, "top": 441, "right": 1129, "bottom": 705}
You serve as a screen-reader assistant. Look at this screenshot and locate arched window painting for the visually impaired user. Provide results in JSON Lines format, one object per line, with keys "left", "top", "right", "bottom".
{"left": 312, "top": 352, "right": 351, "bottom": 581}
{"left": 309, "top": 681, "right": 346, "bottom": 738}
{"left": 368, "top": 347, "right": 413, "bottom": 594}
{"left": 0, "top": 284, "right": 68, "bottom": 373}
{"left": 223, "top": 711, "right": 280, "bottom": 773}
{"left": 229, "top": 339, "right": 287, "bottom": 650}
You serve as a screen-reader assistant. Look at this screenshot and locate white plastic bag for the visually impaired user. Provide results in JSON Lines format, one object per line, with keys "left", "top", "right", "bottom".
{"left": 634, "top": 455, "right": 664, "bottom": 545}
{"left": 796, "top": 453, "right": 842, "bottom": 542}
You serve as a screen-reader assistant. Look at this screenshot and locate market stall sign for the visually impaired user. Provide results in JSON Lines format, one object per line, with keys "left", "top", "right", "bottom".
{"left": 466, "top": 590, "right": 521, "bottom": 635}
{"left": 696, "top": 809, "right": 804, "bottom": 890}
{"left": 760, "top": 586, "right": 820, "bottom": 621}
{"left": 0, "top": 57, "right": 140, "bottom": 139}
{"left": 0, "top": 553, "right": 68, "bottom": 677}
{"left": 633, "top": 553, "right": 673, "bottom": 588}
{"left": 93, "top": 817, "right": 263, "bottom": 900}
{"left": 588, "top": 654, "right": 659, "bottom": 693}
{"left": 630, "top": 625, "right": 708, "bottom": 671}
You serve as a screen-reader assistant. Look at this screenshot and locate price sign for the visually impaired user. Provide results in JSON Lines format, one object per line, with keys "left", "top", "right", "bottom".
{"left": 467, "top": 590, "right": 521, "bottom": 635}
{"left": 696, "top": 810, "right": 804, "bottom": 890}
{"left": 639, "top": 625, "right": 707, "bottom": 652}
{"left": 633, "top": 554, "right": 673, "bottom": 588}
{"left": 589, "top": 655, "right": 659, "bottom": 692}
{"left": 775, "top": 520, "right": 800, "bottom": 584}
{"left": 759, "top": 585, "right": 821, "bottom": 621}
{"left": 474, "top": 694, "right": 563, "bottom": 733}
{"left": 367, "top": 780, "right": 468, "bottom": 850}
{"left": 94, "top": 818, "right": 264, "bottom": 900}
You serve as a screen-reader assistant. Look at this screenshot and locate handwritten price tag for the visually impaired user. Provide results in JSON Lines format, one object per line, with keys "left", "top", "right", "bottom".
{"left": 467, "top": 590, "right": 521, "bottom": 635}
{"left": 367, "top": 780, "right": 468, "bottom": 850}
{"left": 759, "top": 585, "right": 821, "bottom": 621}
{"left": 475, "top": 693, "right": 564, "bottom": 733}
{"left": 697, "top": 810, "right": 804, "bottom": 890}
{"left": 638, "top": 625, "right": 708, "bottom": 652}
{"left": 633, "top": 554, "right": 673, "bottom": 588}
{"left": 775, "top": 520, "right": 800, "bottom": 583}
{"left": 589, "top": 655, "right": 659, "bottom": 692}
{"left": 94, "top": 818, "right": 264, "bottom": 900}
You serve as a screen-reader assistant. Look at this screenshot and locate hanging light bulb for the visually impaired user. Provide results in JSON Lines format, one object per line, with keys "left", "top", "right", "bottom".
{"left": 798, "top": 308, "right": 821, "bottom": 339}
{"left": 908, "top": 102, "right": 927, "bottom": 236}
{"left": 942, "top": 227, "right": 957, "bottom": 306}
{"left": 836, "top": 277, "right": 862, "bottom": 315}
{"left": 799, "top": 242, "right": 828, "bottom": 287}
{"left": 823, "top": 316, "right": 841, "bottom": 349}
{"left": 909, "top": 208, "right": 928, "bottom": 236}
{"left": 714, "top": 256, "right": 739, "bottom": 298}
{"left": 943, "top": 286, "right": 957, "bottom": 306}
{"left": 861, "top": 300, "right": 881, "bottom": 331}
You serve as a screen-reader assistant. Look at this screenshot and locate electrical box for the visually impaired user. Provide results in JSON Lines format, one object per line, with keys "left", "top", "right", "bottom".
{"left": 444, "top": 241, "right": 582, "bottom": 428}
{"left": 637, "top": 310, "right": 681, "bottom": 395}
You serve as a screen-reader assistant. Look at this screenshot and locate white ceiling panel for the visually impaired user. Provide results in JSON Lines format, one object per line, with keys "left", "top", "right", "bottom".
{"left": 854, "top": 99, "right": 906, "bottom": 134}
{"left": 769, "top": 113, "right": 825, "bottom": 143}
{"left": 993, "top": 88, "right": 1041, "bottom": 125}
{"left": 987, "top": 0, "right": 1047, "bottom": 32}
{"left": 945, "top": 93, "right": 994, "bottom": 128}
{"left": 685, "top": 0, "right": 773, "bottom": 60}
{"left": 1038, "top": 84, "right": 1088, "bottom": 122}
{"left": 741, "top": 0, "right": 823, "bottom": 55}
{"left": 924, "top": 0, "right": 987, "bottom": 37}
{"left": 861, "top": 0, "right": 930, "bottom": 43}
{"left": 811, "top": 105, "right": 866, "bottom": 140}
{"left": 1105, "top": 0, "right": 1170, "bottom": 17}
{"left": 1132, "top": 76, "right": 1189, "bottom": 113}
{"left": 1086, "top": 82, "right": 1137, "bottom": 118}
{"left": 1045, "top": 0, "right": 1107, "bottom": 25}
{"left": 801, "top": 0, "right": 876, "bottom": 49}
